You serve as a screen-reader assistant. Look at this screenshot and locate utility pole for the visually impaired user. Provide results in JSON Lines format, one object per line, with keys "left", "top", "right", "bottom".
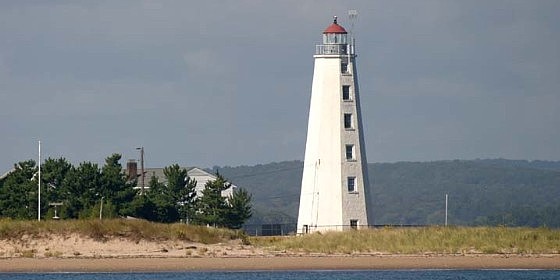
{"left": 38, "top": 140, "right": 41, "bottom": 221}
{"left": 136, "top": 147, "right": 145, "bottom": 194}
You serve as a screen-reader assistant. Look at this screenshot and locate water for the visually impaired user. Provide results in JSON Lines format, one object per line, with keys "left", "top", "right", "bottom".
{"left": 1, "top": 270, "right": 559, "bottom": 280}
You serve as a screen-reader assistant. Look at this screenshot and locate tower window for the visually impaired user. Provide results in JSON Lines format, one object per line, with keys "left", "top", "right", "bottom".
{"left": 341, "top": 62, "right": 348, "bottom": 73}
{"left": 342, "top": 85, "right": 351, "bottom": 101}
{"left": 350, "top": 219, "right": 358, "bottom": 230}
{"left": 344, "top": 113, "right": 353, "bottom": 129}
{"left": 347, "top": 177, "right": 356, "bottom": 192}
{"left": 345, "top": 145, "right": 355, "bottom": 160}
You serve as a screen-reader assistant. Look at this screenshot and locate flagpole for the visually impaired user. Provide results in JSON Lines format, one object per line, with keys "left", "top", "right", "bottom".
{"left": 38, "top": 140, "right": 41, "bottom": 221}
{"left": 445, "top": 193, "right": 448, "bottom": 226}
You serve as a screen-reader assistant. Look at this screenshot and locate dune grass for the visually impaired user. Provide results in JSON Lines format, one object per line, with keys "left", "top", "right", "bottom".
{"left": 250, "top": 226, "right": 560, "bottom": 254}
{"left": 0, "top": 219, "right": 245, "bottom": 244}
{"left": 2, "top": 220, "right": 558, "bottom": 255}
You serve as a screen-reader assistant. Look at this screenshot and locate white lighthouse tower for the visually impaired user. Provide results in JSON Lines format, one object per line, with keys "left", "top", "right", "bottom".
{"left": 297, "top": 16, "right": 373, "bottom": 234}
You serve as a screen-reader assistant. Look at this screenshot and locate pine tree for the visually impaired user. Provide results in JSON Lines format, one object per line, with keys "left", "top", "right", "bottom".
{"left": 145, "top": 175, "right": 179, "bottom": 223}
{"left": 163, "top": 164, "right": 197, "bottom": 223}
{"left": 225, "top": 188, "right": 253, "bottom": 229}
{"left": 100, "top": 154, "right": 136, "bottom": 217}
{"left": 0, "top": 160, "right": 37, "bottom": 219}
{"left": 61, "top": 162, "right": 102, "bottom": 218}
{"left": 41, "top": 157, "right": 72, "bottom": 218}
{"left": 196, "top": 173, "right": 230, "bottom": 227}
{"left": 124, "top": 193, "right": 156, "bottom": 220}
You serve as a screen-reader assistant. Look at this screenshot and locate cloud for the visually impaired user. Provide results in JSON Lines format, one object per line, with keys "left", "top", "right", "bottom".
{"left": 1, "top": 0, "right": 559, "bottom": 172}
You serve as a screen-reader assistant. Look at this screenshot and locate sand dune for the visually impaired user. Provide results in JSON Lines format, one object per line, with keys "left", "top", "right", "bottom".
{"left": 1, "top": 234, "right": 559, "bottom": 272}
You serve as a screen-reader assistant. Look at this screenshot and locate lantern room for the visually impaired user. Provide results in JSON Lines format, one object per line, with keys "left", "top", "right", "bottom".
{"left": 316, "top": 16, "right": 350, "bottom": 55}
{"left": 322, "top": 16, "right": 348, "bottom": 45}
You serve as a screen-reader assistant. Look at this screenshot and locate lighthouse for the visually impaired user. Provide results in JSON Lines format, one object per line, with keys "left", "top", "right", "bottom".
{"left": 297, "top": 16, "right": 373, "bottom": 234}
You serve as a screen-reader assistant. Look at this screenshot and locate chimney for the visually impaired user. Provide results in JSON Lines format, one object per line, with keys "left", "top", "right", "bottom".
{"left": 127, "top": 160, "right": 138, "bottom": 181}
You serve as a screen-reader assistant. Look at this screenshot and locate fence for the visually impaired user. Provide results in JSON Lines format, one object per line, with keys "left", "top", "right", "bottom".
{"left": 243, "top": 224, "right": 297, "bottom": 236}
{"left": 242, "top": 224, "right": 428, "bottom": 236}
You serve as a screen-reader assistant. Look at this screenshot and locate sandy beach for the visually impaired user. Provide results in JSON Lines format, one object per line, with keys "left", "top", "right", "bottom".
{"left": 1, "top": 233, "right": 559, "bottom": 272}
{"left": 1, "top": 255, "right": 559, "bottom": 272}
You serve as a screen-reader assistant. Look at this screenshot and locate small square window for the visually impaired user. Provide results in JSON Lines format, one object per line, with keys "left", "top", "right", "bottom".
{"left": 344, "top": 113, "right": 353, "bottom": 129}
{"left": 347, "top": 177, "right": 356, "bottom": 192}
{"left": 350, "top": 219, "right": 358, "bottom": 230}
{"left": 342, "top": 85, "right": 351, "bottom": 101}
{"left": 345, "top": 145, "right": 355, "bottom": 160}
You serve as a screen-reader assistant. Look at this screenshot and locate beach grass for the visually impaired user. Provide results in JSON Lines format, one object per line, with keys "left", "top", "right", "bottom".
{"left": 250, "top": 226, "right": 560, "bottom": 254}
{"left": 2, "top": 220, "right": 559, "bottom": 255}
{"left": 0, "top": 219, "right": 244, "bottom": 244}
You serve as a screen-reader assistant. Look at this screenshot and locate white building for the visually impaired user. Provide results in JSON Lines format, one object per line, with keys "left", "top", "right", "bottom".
{"left": 126, "top": 161, "right": 235, "bottom": 198}
{"left": 297, "top": 17, "right": 373, "bottom": 234}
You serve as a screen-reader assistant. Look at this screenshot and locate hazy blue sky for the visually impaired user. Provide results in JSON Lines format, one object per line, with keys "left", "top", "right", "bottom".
{"left": 1, "top": 0, "right": 559, "bottom": 171}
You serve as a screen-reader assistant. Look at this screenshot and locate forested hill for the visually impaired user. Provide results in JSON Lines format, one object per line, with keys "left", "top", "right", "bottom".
{"left": 472, "top": 159, "right": 560, "bottom": 171}
{"left": 214, "top": 159, "right": 560, "bottom": 227}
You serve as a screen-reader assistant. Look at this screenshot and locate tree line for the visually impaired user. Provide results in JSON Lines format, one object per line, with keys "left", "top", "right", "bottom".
{"left": 0, "top": 154, "right": 252, "bottom": 229}
{"left": 216, "top": 159, "right": 560, "bottom": 227}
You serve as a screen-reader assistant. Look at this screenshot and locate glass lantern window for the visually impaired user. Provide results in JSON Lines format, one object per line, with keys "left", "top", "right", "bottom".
{"left": 323, "top": 33, "right": 347, "bottom": 44}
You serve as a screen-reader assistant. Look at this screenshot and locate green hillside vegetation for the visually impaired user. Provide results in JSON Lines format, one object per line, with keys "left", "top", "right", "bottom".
{"left": 251, "top": 227, "right": 560, "bottom": 254}
{"left": 214, "top": 161, "right": 303, "bottom": 225}
{"left": 216, "top": 159, "right": 560, "bottom": 227}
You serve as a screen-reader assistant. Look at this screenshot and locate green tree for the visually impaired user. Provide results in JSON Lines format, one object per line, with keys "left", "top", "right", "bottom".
{"left": 163, "top": 164, "right": 197, "bottom": 223}
{"left": 225, "top": 188, "right": 253, "bottom": 229}
{"left": 41, "top": 157, "right": 72, "bottom": 218}
{"left": 145, "top": 175, "right": 179, "bottom": 223}
{"left": 126, "top": 165, "right": 199, "bottom": 224}
{"left": 0, "top": 160, "right": 38, "bottom": 219}
{"left": 99, "top": 154, "right": 136, "bottom": 217}
{"left": 59, "top": 161, "right": 102, "bottom": 218}
{"left": 195, "top": 173, "right": 230, "bottom": 227}
{"left": 124, "top": 193, "right": 156, "bottom": 220}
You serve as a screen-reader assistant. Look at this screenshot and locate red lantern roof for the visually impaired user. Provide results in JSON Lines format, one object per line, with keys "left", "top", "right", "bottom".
{"left": 323, "top": 16, "right": 347, "bottom": 34}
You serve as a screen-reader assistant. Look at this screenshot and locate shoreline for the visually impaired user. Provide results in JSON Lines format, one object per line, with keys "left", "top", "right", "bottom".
{"left": 1, "top": 255, "right": 559, "bottom": 272}
{"left": 1, "top": 223, "right": 559, "bottom": 273}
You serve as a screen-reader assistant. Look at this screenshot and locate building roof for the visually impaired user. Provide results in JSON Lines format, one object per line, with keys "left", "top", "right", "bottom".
{"left": 132, "top": 166, "right": 237, "bottom": 195}
{"left": 0, "top": 168, "right": 15, "bottom": 180}
{"left": 323, "top": 16, "right": 347, "bottom": 34}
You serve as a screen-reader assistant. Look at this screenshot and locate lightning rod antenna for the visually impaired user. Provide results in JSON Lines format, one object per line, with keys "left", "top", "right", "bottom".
{"left": 348, "top": 10, "right": 358, "bottom": 55}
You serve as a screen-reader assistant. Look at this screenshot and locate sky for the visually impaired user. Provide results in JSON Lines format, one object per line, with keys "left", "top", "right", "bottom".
{"left": 1, "top": 0, "right": 559, "bottom": 172}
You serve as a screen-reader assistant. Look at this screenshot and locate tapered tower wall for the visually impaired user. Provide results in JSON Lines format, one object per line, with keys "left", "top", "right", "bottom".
{"left": 298, "top": 56, "right": 344, "bottom": 232}
{"left": 297, "top": 17, "right": 372, "bottom": 234}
